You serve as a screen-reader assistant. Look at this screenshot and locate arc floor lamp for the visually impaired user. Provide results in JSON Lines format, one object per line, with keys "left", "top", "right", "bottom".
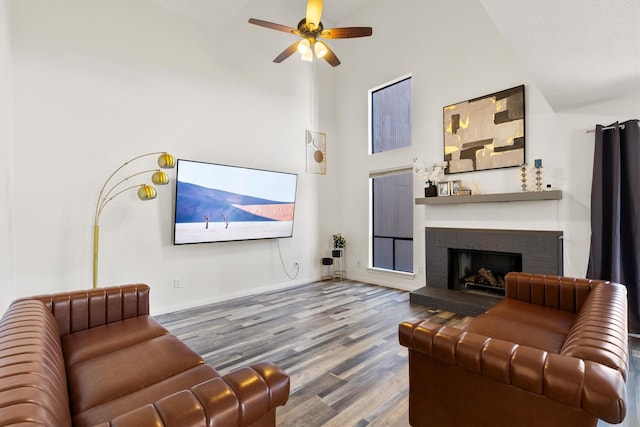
{"left": 93, "top": 152, "right": 175, "bottom": 288}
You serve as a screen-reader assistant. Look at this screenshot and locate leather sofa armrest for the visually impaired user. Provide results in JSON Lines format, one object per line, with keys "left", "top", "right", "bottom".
{"left": 399, "top": 320, "right": 627, "bottom": 424}
{"left": 18, "top": 284, "right": 150, "bottom": 336}
{"left": 504, "top": 272, "right": 609, "bottom": 313}
{"left": 93, "top": 362, "right": 290, "bottom": 427}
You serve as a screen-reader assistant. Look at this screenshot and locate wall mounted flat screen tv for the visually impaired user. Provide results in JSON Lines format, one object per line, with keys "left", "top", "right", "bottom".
{"left": 173, "top": 159, "right": 298, "bottom": 245}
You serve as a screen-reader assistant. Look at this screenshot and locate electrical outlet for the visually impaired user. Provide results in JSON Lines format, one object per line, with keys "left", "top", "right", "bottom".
{"left": 418, "top": 267, "right": 424, "bottom": 274}
{"left": 173, "top": 279, "right": 181, "bottom": 289}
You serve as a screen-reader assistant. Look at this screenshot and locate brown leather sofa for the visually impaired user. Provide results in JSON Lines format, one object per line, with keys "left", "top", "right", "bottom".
{"left": 399, "top": 272, "right": 628, "bottom": 427}
{"left": 0, "top": 284, "right": 290, "bottom": 426}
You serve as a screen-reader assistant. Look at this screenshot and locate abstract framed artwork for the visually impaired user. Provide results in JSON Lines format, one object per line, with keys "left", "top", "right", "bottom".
{"left": 305, "top": 129, "right": 327, "bottom": 174}
{"left": 443, "top": 85, "right": 525, "bottom": 174}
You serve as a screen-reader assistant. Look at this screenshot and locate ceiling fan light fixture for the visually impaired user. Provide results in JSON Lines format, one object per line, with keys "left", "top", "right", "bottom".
{"left": 297, "top": 38, "right": 311, "bottom": 55}
{"left": 301, "top": 50, "right": 313, "bottom": 62}
{"left": 248, "top": 0, "right": 373, "bottom": 67}
{"left": 298, "top": 39, "right": 314, "bottom": 61}
{"left": 314, "top": 41, "right": 328, "bottom": 58}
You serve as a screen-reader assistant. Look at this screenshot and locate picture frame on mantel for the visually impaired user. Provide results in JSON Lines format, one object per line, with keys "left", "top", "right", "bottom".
{"left": 437, "top": 181, "right": 450, "bottom": 196}
{"left": 449, "top": 180, "right": 461, "bottom": 195}
{"left": 443, "top": 85, "right": 525, "bottom": 174}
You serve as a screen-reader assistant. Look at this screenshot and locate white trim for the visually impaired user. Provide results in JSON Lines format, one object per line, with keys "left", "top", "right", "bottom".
{"left": 368, "top": 178, "right": 373, "bottom": 268}
{"left": 367, "top": 88, "right": 373, "bottom": 155}
{"left": 366, "top": 267, "right": 415, "bottom": 280}
{"left": 369, "top": 165, "right": 413, "bottom": 179}
{"left": 150, "top": 277, "right": 314, "bottom": 316}
{"left": 369, "top": 73, "right": 413, "bottom": 93}
{"left": 367, "top": 74, "right": 415, "bottom": 282}
{"left": 347, "top": 272, "right": 421, "bottom": 292}
{"left": 368, "top": 169, "right": 415, "bottom": 277}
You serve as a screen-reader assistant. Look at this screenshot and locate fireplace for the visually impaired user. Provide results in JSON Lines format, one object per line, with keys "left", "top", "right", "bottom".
{"left": 410, "top": 228, "right": 563, "bottom": 315}
{"left": 449, "top": 249, "right": 523, "bottom": 296}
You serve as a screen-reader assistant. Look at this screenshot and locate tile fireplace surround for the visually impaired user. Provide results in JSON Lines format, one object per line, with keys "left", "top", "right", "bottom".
{"left": 411, "top": 227, "right": 563, "bottom": 315}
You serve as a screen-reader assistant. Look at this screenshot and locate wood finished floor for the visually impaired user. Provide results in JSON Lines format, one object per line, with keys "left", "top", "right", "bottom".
{"left": 156, "top": 280, "right": 640, "bottom": 427}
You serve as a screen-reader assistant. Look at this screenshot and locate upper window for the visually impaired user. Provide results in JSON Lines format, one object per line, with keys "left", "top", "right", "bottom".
{"left": 370, "top": 76, "right": 412, "bottom": 154}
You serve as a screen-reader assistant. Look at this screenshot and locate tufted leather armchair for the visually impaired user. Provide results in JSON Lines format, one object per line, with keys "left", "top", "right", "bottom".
{"left": 399, "top": 272, "right": 628, "bottom": 427}
{"left": 0, "top": 284, "right": 290, "bottom": 426}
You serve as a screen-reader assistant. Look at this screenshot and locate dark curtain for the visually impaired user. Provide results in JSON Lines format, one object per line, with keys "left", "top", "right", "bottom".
{"left": 587, "top": 119, "right": 640, "bottom": 333}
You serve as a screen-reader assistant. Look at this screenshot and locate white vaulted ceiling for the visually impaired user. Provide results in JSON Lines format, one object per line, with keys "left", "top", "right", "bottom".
{"left": 480, "top": 0, "right": 640, "bottom": 111}
{"left": 148, "top": 0, "right": 371, "bottom": 31}
{"left": 148, "top": 0, "right": 254, "bottom": 29}
{"left": 149, "top": 0, "right": 640, "bottom": 112}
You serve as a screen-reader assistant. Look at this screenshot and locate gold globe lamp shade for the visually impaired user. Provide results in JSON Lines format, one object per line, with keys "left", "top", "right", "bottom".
{"left": 157, "top": 153, "right": 175, "bottom": 169}
{"left": 93, "top": 151, "right": 176, "bottom": 288}
{"left": 137, "top": 185, "right": 157, "bottom": 200}
{"left": 151, "top": 170, "right": 169, "bottom": 185}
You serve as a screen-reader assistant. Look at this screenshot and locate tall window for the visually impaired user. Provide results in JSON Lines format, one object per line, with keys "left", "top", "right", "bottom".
{"left": 371, "top": 171, "right": 413, "bottom": 272}
{"left": 370, "top": 76, "right": 412, "bottom": 153}
{"left": 369, "top": 76, "right": 413, "bottom": 273}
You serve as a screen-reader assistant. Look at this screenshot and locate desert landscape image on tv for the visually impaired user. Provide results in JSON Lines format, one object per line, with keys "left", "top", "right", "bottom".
{"left": 174, "top": 160, "right": 298, "bottom": 244}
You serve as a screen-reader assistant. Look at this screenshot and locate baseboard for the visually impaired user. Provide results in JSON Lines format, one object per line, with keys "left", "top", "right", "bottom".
{"left": 151, "top": 276, "right": 320, "bottom": 315}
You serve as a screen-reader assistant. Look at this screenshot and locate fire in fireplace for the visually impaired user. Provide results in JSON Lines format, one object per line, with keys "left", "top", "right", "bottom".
{"left": 448, "top": 249, "right": 523, "bottom": 296}
{"left": 416, "top": 228, "right": 563, "bottom": 315}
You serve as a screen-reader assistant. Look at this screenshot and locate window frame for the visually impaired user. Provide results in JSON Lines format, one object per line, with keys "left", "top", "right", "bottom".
{"left": 367, "top": 74, "right": 415, "bottom": 276}
{"left": 368, "top": 74, "right": 413, "bottom": 155}
{"left": 369, "top": 168, "right": 414, "bottom": 274}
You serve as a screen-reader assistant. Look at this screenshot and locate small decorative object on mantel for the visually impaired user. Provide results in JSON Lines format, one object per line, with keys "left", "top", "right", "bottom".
{"left": 437, "top": 181, "right": 450, "bottom": 196}
{"left": 414, "top": 158, "right": 448, "bottom": 197}
{"left": 534, "top": 158, "right": 543, "bottom": 191}
{"left": 437, "top": 180, "right": 467, "bottom": 196}
{"left": 520, "top": 163, "right": 528, "bottom": 192}
{"left": 449, "top": 180, "right": 461, "bottom": 195}
{"left": 471, "top": 181, "right": 482, "bottom": 195}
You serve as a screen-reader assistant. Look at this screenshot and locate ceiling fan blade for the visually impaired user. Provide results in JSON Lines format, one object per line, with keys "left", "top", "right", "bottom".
{"left": 322, "top": 44, "right": 341, "bottom": 67}
{"left": 248, "top": 18, "right": 300, "bottom": 35}
{"left": 306, "top": 0, "right": 323, "bottom": 31}
{"left": 273, "top": 41, "right": 300, "bottom": 63}
{"left": 321, "top": 27, "right": 373, "bottom": 39}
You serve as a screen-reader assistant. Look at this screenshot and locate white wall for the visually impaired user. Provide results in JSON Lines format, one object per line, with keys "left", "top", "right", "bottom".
{"left": 0, "top": 0, "right": 15, "bottom": 313}
{"left": 330, "top": 0, "right": 640, "bottom": 290}
{"left": 4, "top": 0, "right": 639, "bottom": 315}
{"left": 8, "top": 0, "right": 336, "bottom": 314}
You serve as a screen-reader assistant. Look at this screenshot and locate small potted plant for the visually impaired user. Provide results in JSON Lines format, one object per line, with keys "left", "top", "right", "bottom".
{"left": 332, "top": 233, "right": 346, "bottom": 257}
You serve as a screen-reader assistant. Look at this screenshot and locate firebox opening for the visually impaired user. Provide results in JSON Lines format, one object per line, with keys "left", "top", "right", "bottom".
{"left": 448, "top": 249, "right": 523, "bottom": 296}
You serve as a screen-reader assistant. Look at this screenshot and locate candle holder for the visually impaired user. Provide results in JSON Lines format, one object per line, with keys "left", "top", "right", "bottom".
{"left": 520, "top": 164, "right": 528, "bottom": 192}
{"left": 534, "top": 166, "right": 543, "bottom": 191}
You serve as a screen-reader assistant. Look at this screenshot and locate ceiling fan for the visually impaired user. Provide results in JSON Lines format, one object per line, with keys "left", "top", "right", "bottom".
{"left": 248, "top": 0, "right": 373, "bottom": 67}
